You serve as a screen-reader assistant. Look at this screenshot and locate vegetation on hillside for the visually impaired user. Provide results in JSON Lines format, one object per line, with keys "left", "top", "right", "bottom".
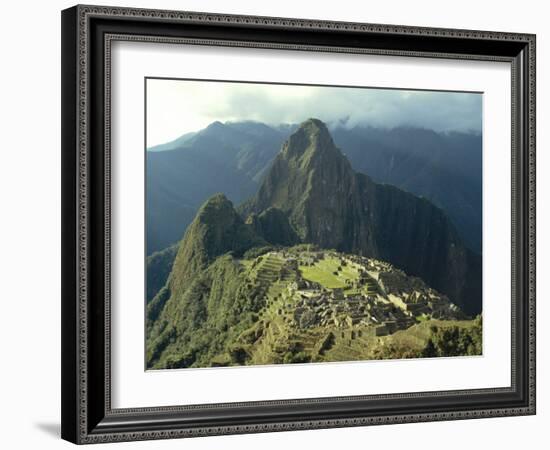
{"left": 146, "top": 244, "right": 178, "bottom": 302}
{"left": 146, "top": 245, "right": 481, "bottom": 369}
{"left": 145, "top": 119, "right": 483, "bottom": 370}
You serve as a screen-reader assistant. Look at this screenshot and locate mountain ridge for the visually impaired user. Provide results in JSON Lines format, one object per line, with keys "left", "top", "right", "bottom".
{"left": 146, "top": 119, "right": 482, "bottom": 254}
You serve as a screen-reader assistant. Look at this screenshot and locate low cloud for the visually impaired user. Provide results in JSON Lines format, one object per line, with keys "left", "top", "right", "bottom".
{"left": 147, "top": 79, "right": 482, "bottom": 147}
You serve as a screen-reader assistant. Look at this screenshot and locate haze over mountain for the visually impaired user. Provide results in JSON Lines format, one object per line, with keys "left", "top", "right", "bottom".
{"left": 146, "top": 119, "right": 482, "bottom": 255}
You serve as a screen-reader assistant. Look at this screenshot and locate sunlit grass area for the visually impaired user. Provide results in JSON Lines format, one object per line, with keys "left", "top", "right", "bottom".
{"left": 299, "top": 256, "right": 358, "bottom": 289}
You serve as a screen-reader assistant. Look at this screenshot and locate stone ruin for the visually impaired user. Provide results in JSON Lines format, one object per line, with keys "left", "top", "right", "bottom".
{"left": 252, "top": 250, "right": 466, "bottom": 336}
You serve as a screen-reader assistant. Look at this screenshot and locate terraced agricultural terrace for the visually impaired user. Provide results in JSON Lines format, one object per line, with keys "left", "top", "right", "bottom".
{"left": 205, "top": 247, "right": 475, "bottom": 366}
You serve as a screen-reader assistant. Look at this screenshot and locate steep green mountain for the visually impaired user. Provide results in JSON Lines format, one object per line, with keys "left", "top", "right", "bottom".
{"left": 168, "top": 193, "right": 266, "bottom": 293}
{"left": 146, "top": 194, "right": 269, "bottom": 367}
{"left": 146, "top": 121, "right": 286, "bottom": 253}
{"left": 147, "top": 193, "right": 267, "bottom": 324}
{"left": 242, "top": 119, "right": 481, "bottom": 315}
{"left": 146, "top": 120, "right": 482, "bottom": 255}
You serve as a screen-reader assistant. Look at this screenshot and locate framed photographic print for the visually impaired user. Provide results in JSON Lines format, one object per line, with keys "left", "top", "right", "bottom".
{"left": 61, "top": 5, "right": 536, "bottom": 444}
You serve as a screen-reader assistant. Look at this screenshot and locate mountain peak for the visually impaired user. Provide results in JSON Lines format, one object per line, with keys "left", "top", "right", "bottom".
{"left": 206, "top": 120, "right": 225, "bottom": 130}
{"left": 245, "top": 119, "right": 356, "bottom": 245}
{"left": 281, "top": 118, "right": 340, "bottom": 162}
{"left": 301, "top": 117, "right": 329, "bottom": 131}
{"left": 169, "top": 193, "right": 265, "bottom": 293}
{"left": 194, "top": 193, "right": 236, "bottom": 224}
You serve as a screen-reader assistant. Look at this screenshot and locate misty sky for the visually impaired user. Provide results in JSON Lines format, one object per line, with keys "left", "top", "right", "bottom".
{"left": 146, "top": 78, "right": 482, "bottom": 148}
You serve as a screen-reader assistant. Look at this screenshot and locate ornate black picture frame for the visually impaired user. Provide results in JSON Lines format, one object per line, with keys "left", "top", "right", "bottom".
{"left": 61, "top": 4, "right": 536, "bottom": 444}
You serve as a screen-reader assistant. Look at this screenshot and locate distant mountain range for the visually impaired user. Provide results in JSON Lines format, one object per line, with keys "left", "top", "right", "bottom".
{"left": 146, "top": 119, "right": 482, "bottom": 369}
{"left": 146, "top": 120, "right": 482, "bottom": 254}
{"left": 146, "top": 121, "right": 284, "bottom": 254}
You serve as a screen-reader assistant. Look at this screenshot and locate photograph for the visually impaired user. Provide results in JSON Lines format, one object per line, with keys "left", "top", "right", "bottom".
{"left": 54, "top": 2, "right": 536, "bottom": 445}
{"left": 145, "top": 79, "right": 484, "bottom": 370}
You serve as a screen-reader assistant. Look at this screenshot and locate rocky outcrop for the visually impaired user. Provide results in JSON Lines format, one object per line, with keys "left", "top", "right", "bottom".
{"left": 245, "top": 207, "right": 300, "bottom": 247}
